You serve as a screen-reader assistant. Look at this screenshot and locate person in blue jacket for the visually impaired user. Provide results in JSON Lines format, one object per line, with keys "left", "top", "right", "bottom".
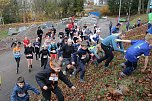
{"left": 90, "top": 29, "right": 103, "bottom": 44}
{"left": 97, "top": 32, "right": 125, "bottom": 69}
{"left": 116, "top": 34, "right": 152, "bottom": 77}
{"left": 146, "top": 25, "right": 152, "bottom": 34}
{"left": 11, "top": 76, "right": 40, "bottom": 101}
{"left": 110, "top": 23, "right": 121, "bottom": 35}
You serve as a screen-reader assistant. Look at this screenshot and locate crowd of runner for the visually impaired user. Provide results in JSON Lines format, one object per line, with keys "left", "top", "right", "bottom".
{"left": 10, "top": 21, "right": 152, "bottom": 101}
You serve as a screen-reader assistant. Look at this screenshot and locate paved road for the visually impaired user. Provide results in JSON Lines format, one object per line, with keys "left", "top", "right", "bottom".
{"left": 0, "top": 19, "right": 116, "bottom": 101}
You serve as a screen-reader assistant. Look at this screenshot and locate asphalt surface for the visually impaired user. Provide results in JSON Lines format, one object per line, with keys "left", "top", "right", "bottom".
{"left": 0, "top": 18, "right": 116, "bottom": 101}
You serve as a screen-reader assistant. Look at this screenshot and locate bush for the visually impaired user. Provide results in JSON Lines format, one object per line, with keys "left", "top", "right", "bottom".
{"left": 100, "top": 5, "right": 110, "bottom": 16}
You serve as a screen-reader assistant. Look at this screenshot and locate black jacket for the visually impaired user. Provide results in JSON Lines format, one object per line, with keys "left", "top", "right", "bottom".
{"left": 37, "top": 29, "right": 43, "bottom": 37}
{"left": 35, "top": 66, "right": 73, "bottom": 89}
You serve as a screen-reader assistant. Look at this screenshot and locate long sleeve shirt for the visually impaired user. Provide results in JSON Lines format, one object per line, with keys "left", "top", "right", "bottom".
{"left": 102, "top": 34, "right": 124, "bottom": 53}
{"left": 35, "top": 67, "right": 73, "bottom": 89}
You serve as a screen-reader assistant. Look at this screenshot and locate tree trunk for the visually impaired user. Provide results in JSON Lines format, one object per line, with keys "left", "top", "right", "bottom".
{"left": 138, "top": 0, "right": 141, "bottom": 14}
{"left": 141, "top": 0, "right": 144, "bottom": 13}
{"left": 147, "top": 0, "right": 150, "bottom": 13}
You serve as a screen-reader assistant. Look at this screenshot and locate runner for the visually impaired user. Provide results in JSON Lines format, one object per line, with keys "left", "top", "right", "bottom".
{"left": 35, "top": 60, "right": 76, "bottom": 101}
{"left": 72, "top": 40, "right": 93, "bottom": 82}
{"left": 48, "top": 39, "right": 58, "bottom": 60}
{"left": 88, "top": 44, "right": 104, "bottom": 67}
{"left": 11, "top": 38, "right": 21, "bottom": 48}
{"left": 37, "top": 27, "right": 43, "bottom": 45}
{"left": 40, "top": 45, "right": 50, "bottom": 69}
{"left": 110, "top": 23, "right": 121, "bottom": 35}
{"left": 33, "top": 38, "right": 41, "bottom": 60}
{"left": 51, "top": 25, "right": 56, "bottom": 39}
{"left": 65, "top": 25, "right": 71, "bottom": 38}
{"left": 24, "top": 43, "right": 35, "bottom": 72}
{"left": 13, "top": 42, "right": 21, "bottom": 74}
{"left": 23, "top": 37, "right": 30, "bottom": 48}
{"left": 97, "top": 32, "right": 125, "bottom": 69}
{"left": 90, "top": 29, "right": 103, "bottom": 44}
{"left": 59, "top": 39, "right": 75, "bottom": 75}
{"left": 115, "top": 34, "right": 152, "bottom": 77}
{"left": 11, "top": 76, "right": 40, "bottom": 101}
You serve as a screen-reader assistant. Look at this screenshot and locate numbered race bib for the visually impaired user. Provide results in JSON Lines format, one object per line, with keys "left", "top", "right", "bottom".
{"left": 27, "top": 54, "right": 32, "bottom": 56}
{"left": 15, "top": 52, "right": 20, "bottom": 56}
{"left": 18, "top": 93, "right": 26, "bottom": 97}
{"left": 43, "top": 55, "right": 48, "bottom": 58}
{"left": 52, "top": 50, "right": 56, "bottom": 53}
{"left": 49, "top": 73, "right": 58, "bottom": 81}
{"left": 81, "top": 55, "right": 86, "bottom": 59}
{"left": 35, "top": 45, "right": 39, "bottom": 48}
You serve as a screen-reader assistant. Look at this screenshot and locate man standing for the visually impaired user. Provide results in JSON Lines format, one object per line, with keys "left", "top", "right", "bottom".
{"left": 37, "top": 27, "right": 43, "bottom": 45}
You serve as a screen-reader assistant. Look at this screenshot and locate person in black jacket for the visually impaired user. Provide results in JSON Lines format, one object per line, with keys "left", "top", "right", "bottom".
{"left": 11, "top": 38, "right": 21, "bottom": 48}
{"left": 60, "top": 39, "right": 75, "bottom": 75}
{"left": 24, "top": 43, "right": 35, "bottom": 72}
{"left": 40, "top": 45, "right": 50, "bottom": 69}
{"left": 35, "top": 60, "right": 76, "bottom": 101}
{"left": 65, "top": 25, "right": 71, "bottom": 38}
{"left": 37, "top": 27, "right": 43, "bottom": 44}
{"left": 33, "top": 38, "right": 41, "bottom": 60}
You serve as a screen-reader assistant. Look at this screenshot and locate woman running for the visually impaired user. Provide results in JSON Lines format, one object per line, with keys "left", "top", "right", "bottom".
{"left": 13, "top": 42, "right": 21, "bottom": 74}
{"left": 24, "top": 43, "right": 35, "bottom": 72}
{"left": 23, "top": 37, "right": 30, "bottom": 48}
{"left": 40, "top": 45, "right": 50, "bottom": 69}
{"left": 33, "top": 38, "right": 41, "bottom": 60}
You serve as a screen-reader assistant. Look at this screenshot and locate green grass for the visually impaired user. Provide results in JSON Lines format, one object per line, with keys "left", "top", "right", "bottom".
{"left": 121, "top": 14, "right": 148, "bottom": 31}
{"left": 0, "top": 30, "right": 8, "bottom": 41}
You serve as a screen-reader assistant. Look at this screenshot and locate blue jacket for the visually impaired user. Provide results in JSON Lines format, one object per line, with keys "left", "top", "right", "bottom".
{"left": 11, "top": 83, "right": 40, "bottom": 101}
{"left": 147, "top": 26, "right": 152, "bottom": 34}
{"left": 102, "top": 34, "right": 124, "bottom": 53}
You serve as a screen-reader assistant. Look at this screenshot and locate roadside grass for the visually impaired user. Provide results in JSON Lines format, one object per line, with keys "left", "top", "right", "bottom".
{"left": 0, "top": 30, "right": 8, "bottom": 41}
{"left": 121, "top": 14, "right": 148, "bottom": 31}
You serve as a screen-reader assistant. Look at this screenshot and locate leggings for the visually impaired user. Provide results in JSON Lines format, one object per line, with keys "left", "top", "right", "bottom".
{"left": 15, "top": 57, "right": 20, "bottom": 68}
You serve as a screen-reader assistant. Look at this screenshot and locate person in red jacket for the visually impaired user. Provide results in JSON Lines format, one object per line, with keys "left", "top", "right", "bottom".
{"left": 23, "top": 37, "right": 30, "bottom": 48}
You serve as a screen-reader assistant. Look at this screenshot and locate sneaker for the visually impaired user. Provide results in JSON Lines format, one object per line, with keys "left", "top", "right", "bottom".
{"left": 29, "top": 68, "right": 31, "bottom": 72}
{"left": 120, "top": 63, "right": 126, "bottom": 68}
{"left": 119, "top": 72, "right": 126, "bottom": 78}
{"left": 94, "top": 60, "right": 98, "bottom": 67}
{"left": 80, "top": 79, "right": 85, "bottom": 83}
